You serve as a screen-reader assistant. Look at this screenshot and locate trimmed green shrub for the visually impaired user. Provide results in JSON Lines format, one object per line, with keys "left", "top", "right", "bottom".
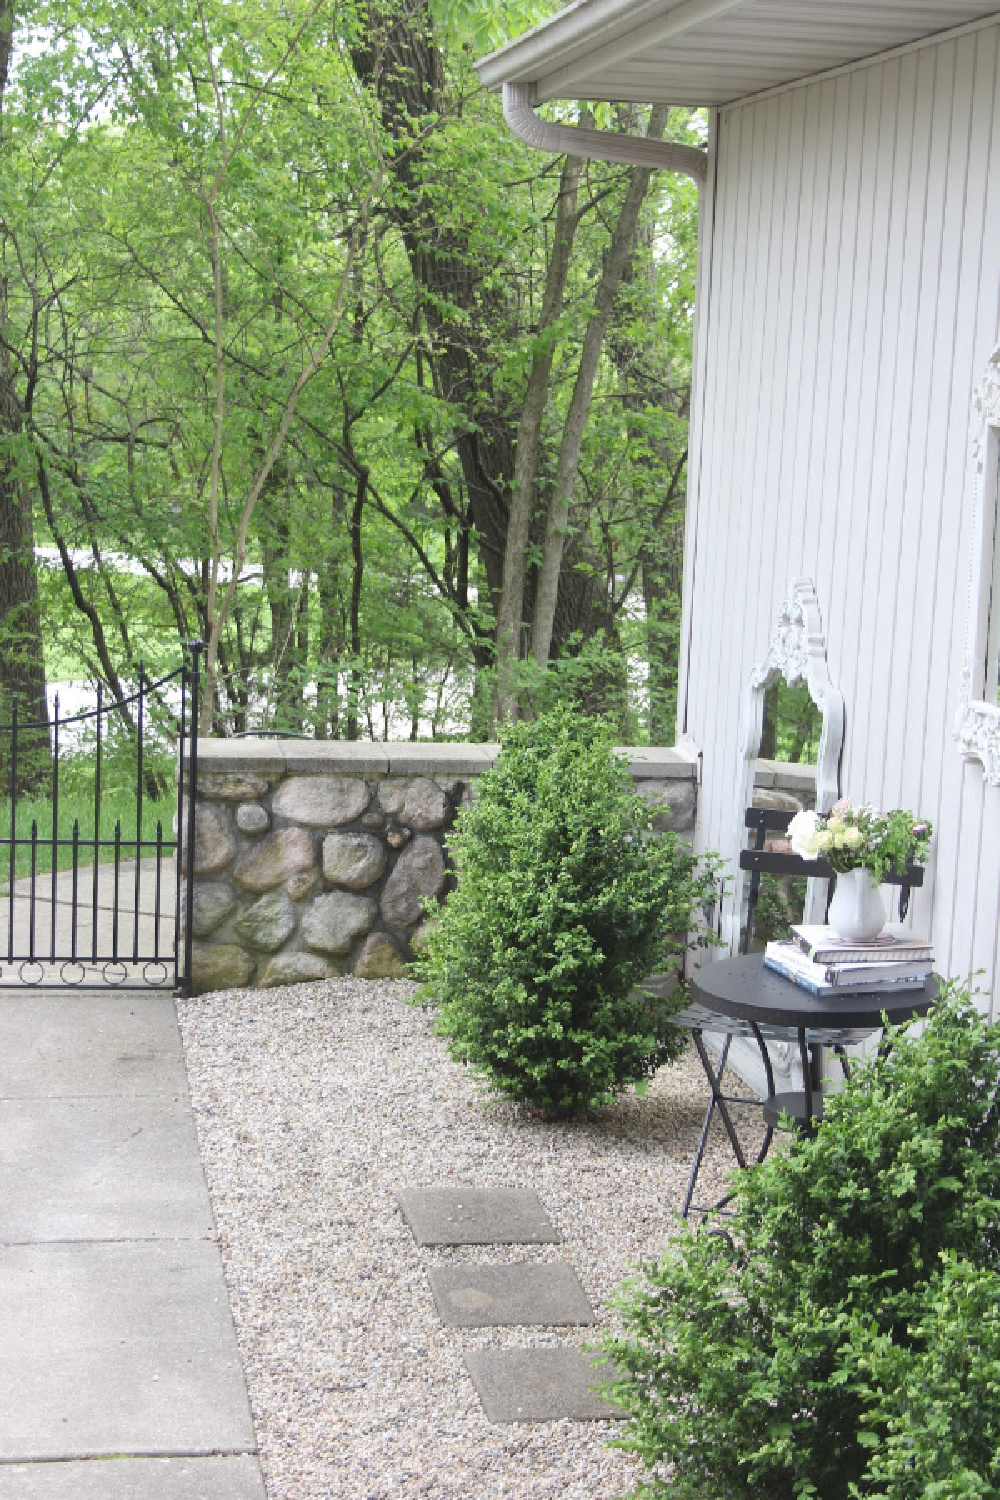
{"left": 416, "top": 707, "right": 719, "bottom": 1119}
{"left": 605, "top": 983, "right": 1000, "bottom": 1500}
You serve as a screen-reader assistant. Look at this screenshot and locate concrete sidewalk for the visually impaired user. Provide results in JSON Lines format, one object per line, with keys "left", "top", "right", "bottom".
{"left": 0, "top": 986, "right": 267, "bottom": 1498}
{"left": 0, "top": 860, "right": 177, "bottom": 979}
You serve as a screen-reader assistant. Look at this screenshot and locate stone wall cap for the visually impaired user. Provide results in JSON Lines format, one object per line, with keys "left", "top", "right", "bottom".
{"left": 755, "top": 758, "right": 816, "bottom": 791}
{"left": 385, "top": 743, "right": 500, "bottom": 775}
{"left": 193, "top": 737, "right": 705, "bottom": 781}
{"left": 195, "top": 738, "right": 288, "bottom": 773}
{"left": 615, "top": 747, "right": 697, "bottom": 779}
{"left": 283, "top": 742, "right": 391, "bottom": 774}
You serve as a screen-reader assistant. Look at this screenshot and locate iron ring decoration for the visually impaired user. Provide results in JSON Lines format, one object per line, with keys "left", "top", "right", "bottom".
{"left": 59, "top": 961, "right": 87, "bottom": 987}
{"left": 142, "top": 961, "right": 170, "bottom": 987}
{"left": 18, "top": 961, "right": 45, "bottom": 986}
{"left": 103, "top": 962, "right": 129, "bottom": 987}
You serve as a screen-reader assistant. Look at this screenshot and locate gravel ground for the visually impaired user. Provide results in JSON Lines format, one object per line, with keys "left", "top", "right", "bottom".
{"left": 177, "top": 979, "right": 761, "bottom": 1500}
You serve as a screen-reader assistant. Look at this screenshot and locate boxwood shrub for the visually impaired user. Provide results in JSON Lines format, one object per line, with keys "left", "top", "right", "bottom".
{"left": 416, "top": 707, "right": 719, "bottom": 1119}
{"left": 604, "top": 982, "right": 1000, "bottom": 1499}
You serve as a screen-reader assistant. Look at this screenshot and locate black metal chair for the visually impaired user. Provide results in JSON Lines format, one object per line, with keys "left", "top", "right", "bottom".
{"left": 676, "top": 806, "right": 925, "bottom": 1218}
{"left": 740, "top": 806, "right": 923, "bottom": 953}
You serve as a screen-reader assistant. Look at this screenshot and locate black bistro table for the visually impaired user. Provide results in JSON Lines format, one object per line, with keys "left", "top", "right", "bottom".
{"left": 679, "top": 954, "right": 939, "bottom": 1217}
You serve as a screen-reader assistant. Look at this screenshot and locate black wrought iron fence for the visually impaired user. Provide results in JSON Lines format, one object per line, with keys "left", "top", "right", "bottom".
{"left": 0, "top": 643, "right": 201, "bottom": 991}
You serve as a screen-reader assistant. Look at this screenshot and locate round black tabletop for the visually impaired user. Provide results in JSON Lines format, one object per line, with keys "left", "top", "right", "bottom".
{"left": 692, "top": 954, "right": 939, "bottom": 1030}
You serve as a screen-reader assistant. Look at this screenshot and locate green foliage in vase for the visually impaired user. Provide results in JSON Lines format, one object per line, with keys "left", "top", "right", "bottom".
{"left": 415, "top": 707, "right": 720, "bottom": 1118}
{"left": 604, "top": 982, "right": 1000, "bottom": 1499}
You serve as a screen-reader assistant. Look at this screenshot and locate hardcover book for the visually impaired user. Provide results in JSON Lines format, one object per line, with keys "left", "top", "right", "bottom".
{"left": 764, "top": 941, "right": 932, "bottom": 997}
{"left": 789, "top": 924, "right": 933, "bottom": 966}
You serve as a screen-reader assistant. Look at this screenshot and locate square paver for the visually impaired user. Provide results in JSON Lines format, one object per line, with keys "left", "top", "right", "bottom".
{"left": 464, "top": 1348, "right": 623, "bottom": 1422}
{"left": 0, "top": 1456, "right": 266, "bottom": 1500}
{"left": 0, "top": 1096, "right": 215, "bottom": 1242}
{"left": 396, "top": 1188, "right": 560, "bottom": 1245}
{"left": 428, "top": 1262, "right": 596, "bottom": 1327}
{"left": 0, "top": 1240, "right": 256, "bottom": 1461}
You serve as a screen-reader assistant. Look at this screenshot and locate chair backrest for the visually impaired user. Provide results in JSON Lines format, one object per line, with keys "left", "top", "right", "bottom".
{"left": 739, "top": 807, "right": 924, "bottom": 954}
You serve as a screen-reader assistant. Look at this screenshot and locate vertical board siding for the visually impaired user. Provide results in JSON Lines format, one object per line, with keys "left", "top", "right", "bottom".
{"left": 684, "top": 22, "right": 1000, "bottom": 1014}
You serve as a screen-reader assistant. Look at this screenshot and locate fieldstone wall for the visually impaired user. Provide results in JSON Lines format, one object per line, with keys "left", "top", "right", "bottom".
{"left": 184, "top": 741, "right": 700, "bottom": 994}
{"left": 752, "top": 758, "right": 817, "bottom": 813}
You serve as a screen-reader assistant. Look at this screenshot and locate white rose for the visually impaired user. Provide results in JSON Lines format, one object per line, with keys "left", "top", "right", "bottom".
{"left": 787, "top": 810, "right": 821, "bottom": 859}
{"left": 842, "top": 825, "right": 864, "bottom": 850}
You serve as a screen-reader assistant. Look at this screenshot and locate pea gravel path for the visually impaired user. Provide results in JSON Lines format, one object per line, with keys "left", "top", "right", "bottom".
{"left": 176, "top": 979, "right": 754, "bottom": 1500}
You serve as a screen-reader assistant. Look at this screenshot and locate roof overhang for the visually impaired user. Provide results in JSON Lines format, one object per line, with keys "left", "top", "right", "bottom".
{"left": 477, "top": 1, "right": 1000, "bottom": 108}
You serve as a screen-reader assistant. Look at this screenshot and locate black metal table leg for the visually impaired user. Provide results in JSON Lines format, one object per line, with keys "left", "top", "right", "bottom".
{"left": 682, "top": 1024, "right": 777, "bottom": 1219}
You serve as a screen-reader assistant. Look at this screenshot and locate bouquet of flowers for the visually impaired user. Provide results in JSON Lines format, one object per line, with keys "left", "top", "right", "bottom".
{"left": 786, "top": 798, "right": 932, "bottom": 884}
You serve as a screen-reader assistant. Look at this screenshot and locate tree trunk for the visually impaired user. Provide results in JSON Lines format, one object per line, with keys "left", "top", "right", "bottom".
{"left": 351, "top": 2, "right": 516, "bottom": 636}
{"left": 493, "top": 150, "right": 583, "bottom": 725}
{"left": 0, "top": 0, "right": 49, "bottom": 787}
{"left": 531, "top": 107, "right": 670, "bottom": 669}
{"left": 316, "top": 485, "right": 347, "bottom": 738}
{"left": 346, "top": 471, "right": 367, "bottom": 741}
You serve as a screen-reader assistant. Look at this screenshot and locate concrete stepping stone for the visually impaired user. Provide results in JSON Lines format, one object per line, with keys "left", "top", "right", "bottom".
{"left": 464, "top": 1348, "right": 623, "bottom": 1423}
{"left": 0, "top": 1455, "right": 266, "bottom": 1499}
{"left": 397, "top": 1187, "right": 560, "bottom": 1245}
{"left": 429, "top": 1261, "right": 596, "bottom": 1327}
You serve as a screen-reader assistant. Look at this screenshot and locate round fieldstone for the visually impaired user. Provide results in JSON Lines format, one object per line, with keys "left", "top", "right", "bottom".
{"left": 354, "top": 933, "right": 407, "bottom": 979}
{"left": 381, "top": 835, "right": 446, "bottom": 928}
{"left": 751, "top": 788, "right": 804, "bottom": 814}
{"left": 409, "top": 919, "right": 436, "bottom": 954}
{"left": 191, "top": 804, "right": 237, "bottom": 876}
{"left": 198, "top": 773, "right": 270, "bottom": 801}
{"left": 233, "top": 827, "right": 315, "bottom": 894}
{"left": 401, "top": 777, "right": 449, "bottom": 830}
{"left": 301, "top": 891, "right": 377, "bottom": 955}
{"left": 361, "top": 811, "right": 384, "bottom": 831}
{"left": 272, "top": 775, "right": 370, "bottom": 828}
{"left": 259, "top": 952, "right": 335, "bottom": 987}
{"left": 386, "top": 822, "right": 411, "bottom": 849}
{"left": 190, "top": 942, "right": 254, "bottom": 994}
{"left": 322, "top": 833, "right": 386, "bottom": 890}
{"left": 234, "top": 891, "right": 296, "bottom": 952}
{"left": 637, "top": 779, "right": 698, "bottom": 832}
{"left": 191, "top": 883, "right": 237, "bottom": 939}
{"left": 377, "top": 778, "right": 448, "bottom": 829}
{"left": 236, "top": 802, "right": 270, "bottom": 835}
{"left": 377, "top": 780, "right": 406, "bottom": 817}
{"left": 286, "top": 868, "right": 320, "bottom": 902}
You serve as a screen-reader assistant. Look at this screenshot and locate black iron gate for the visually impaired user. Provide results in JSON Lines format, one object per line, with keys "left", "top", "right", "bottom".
{"left": 0, "top": 643, "right": 200, "bottom": 991}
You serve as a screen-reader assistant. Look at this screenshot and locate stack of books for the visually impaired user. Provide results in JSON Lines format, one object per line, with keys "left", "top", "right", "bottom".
{"left": 764, "top": 924, "right": 934, "bottom": 997}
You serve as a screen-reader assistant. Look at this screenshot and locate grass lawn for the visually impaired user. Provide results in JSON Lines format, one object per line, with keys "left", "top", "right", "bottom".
{"left": 0, "top": 747, "right": 178, "bottom": 882}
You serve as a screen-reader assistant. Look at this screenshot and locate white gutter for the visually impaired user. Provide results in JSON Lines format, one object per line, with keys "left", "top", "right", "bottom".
{"left": 502, "top": 81, "right": 707, "bottom": 183}
{"left": 480, "top": 0, "right": 744, "bottom": 95}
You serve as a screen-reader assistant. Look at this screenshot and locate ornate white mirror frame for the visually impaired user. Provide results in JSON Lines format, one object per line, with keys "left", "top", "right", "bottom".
{"left": 955, "top": 346, "right": 1000, "bottom": 785}
{"left": 725, "top": 577, "right": 845, "bottom": 952}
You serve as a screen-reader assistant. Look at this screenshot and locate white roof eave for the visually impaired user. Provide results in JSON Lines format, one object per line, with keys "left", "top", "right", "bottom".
{"left": 476, "top": 0, "right": 743, "bottom": 99}
{"left": 475, "top": 1, "right": 1000, "bottom": 108}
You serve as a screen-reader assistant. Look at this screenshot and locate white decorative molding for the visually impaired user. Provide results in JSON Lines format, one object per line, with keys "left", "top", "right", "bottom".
{"left": 955, "top": 699, "right": 1000, "bottom": 784}
{"left": 719, "top": 578, "right": 845, "bottom": 1096}
{"left": 955, "top": 345, "right": 1000, "bottom": 786}
{"left": 724, "top": 577, "right": 845, "bottom": 953}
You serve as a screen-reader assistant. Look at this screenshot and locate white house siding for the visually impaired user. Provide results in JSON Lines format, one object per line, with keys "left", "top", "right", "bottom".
{"left": 680, "top": 18, "right": 1000, "bottom": 1014}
